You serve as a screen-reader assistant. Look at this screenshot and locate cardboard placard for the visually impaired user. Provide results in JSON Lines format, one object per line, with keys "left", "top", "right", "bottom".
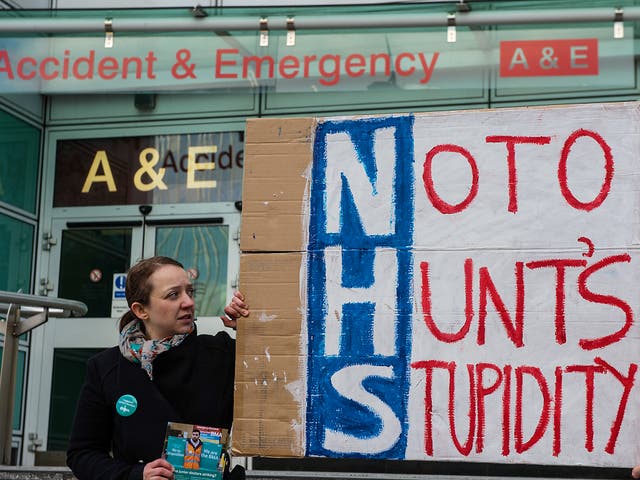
{"left": 233, "top": 103, "right": 640, "bottom": 466}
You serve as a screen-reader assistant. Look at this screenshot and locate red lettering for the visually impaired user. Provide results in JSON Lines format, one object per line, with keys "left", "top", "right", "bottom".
{"left": 450, "top": 364, "right": 476, "bottom": 456}
{"left": 62, "top": 49, "right": 70, "bottom": 79}
{"left": 345, "top": 54, "right": 366, "bottom": 77}
{"left": 40, "top": 57, "right": 59, "bottom": 80}
{"left": 525, "top": 259, "right": 586, "bottom": 345}
{"left": 553, "top": 366, "right": 562, "bottom": 456}
{"left": 344, "top": 53, "right": 366, "bottom": 78}
{"left": 244, "top": 55, "right": 275, "bottom": 79}
{"left": 502, "top": 364, "right": 512, "bottom": 456}
{"left": 421, "top": 250, "right": 634, "bottom": 351}
{"left": 121, "top": 56, "right": 143, "bottom": 80}
{"left": 410, "top": 361, "right": 477, "bottom": 456}
{"left": 475, "top": 363, "right": 502, "bottom": 453}
{"left": 558, "top": 129, "right": 613, "bottom": 211}
{"left": 418, "top": 52, "right": 439, "bottom": 84}
{"left": 578, "top": 253, "right": 633, "bottom": 350}
{"left": 515, "top": 366, "right": 551, "bottom": 453}
{"left": 71, "top": 50, "right": 94, "bottom": 79}
{"left": 279, "top": 55, "right": 299, "bottom": 79}
{"left": 485, "top": 135, "right": 551, "bottom": 213}
{"left": 370, "top": 52, "right": 391, "bottom": 77}
{"left": 16, "top": 57, "right": 36, "bottom": 80}
{"left": 420, "top": 259, "right": 473, "bottom": 343}
{"left": 410, "top": 359, "right": 452, "bottom": 455}
{"left": 500, "top": 39, "right": 598, "bottom": 77}
{"left": 565, "top": 363, "right": 606, "bottom": 452}
{"left": 595, "top": 357, "right": 637, "bottom": 454}
{"left": 0, "top": 50, "right": 14, "bottom": 79}
{"left": 215, "top": 49, "right": 238, "bottom": 79}
{"left": 478, "top": 262, "right": 524, "bottom": 347}
{"left": 423, "top": 144, "right": 479, "bottom": 214}
{"left": 303, "top": 55, "right": 317, "bottom": 78}
{"left": 394, "top": 52, "right": 416, "bottom": 77}
{"left": 318, "top": 54, "right": 340, "bottom": 86}
{"left": 98, "top": 57, "right": 119, "bottom": 80}
{"left": 412, "top": 358, "right": 637, "bottom": 457}
{"left": 144, "top": 51, "right": 157, "bottom": 79}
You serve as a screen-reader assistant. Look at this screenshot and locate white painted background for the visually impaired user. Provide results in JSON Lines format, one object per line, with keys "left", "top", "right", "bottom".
{"left": 314, "top": 103, "right": 640, "bottom": 466}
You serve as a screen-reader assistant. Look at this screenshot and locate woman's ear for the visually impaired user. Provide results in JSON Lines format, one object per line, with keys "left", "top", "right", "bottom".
{"left": 130, "top": 302, "right": 149, "bottom": 320}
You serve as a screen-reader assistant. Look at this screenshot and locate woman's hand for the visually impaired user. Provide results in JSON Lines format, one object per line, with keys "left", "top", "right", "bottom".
{"left": 632, "top": 465, "right": 640, "bottom": 478}
{"left": 143, "top": 458, "right": 175, "bottom": 479}
{"left": 221, "top": 291, "right": 249, "bottom": 330}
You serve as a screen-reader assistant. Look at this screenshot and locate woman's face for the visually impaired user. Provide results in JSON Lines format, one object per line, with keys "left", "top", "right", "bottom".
{"left": 132, "top": 264, "right": 195, "bottom": 340}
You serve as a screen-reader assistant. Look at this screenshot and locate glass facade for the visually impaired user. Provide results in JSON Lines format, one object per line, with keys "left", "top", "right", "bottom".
{"left": 155, "top": 224, "right": 229, "bottom": 317}
{"left": 0, "top": 213, "right": 34, "bottom": 293}
{"left": 47, "top": 348, "right": 103, "bottom": 451}
{"left": 0, "top": 109, "right": 40, "bottom": 465}
{"left": 0, "top": 111, "right": 40, "bottom": 214}
{"left": 58, "top": 228, "right": 132, "bottom": 318}
{"left": 0, "top": 1, "right": 639, "bottom": 104}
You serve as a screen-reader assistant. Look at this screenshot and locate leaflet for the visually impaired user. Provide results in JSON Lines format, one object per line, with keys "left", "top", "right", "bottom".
{"left": 162, "top": 422, "right": 229, "bottom": 480}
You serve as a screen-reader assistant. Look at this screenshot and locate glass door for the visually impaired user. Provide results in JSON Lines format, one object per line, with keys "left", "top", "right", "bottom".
{"left": 57, "top": 225, "right": 134, "bottom": 320}
{"left": 39, "top": 217, "right": 141, "bottom": 462}
{"left": 144, "top": 219, "right": 237, "bottom": 333}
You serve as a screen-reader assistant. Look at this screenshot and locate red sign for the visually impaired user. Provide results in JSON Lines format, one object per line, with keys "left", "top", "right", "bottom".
{"left": 500, "top": 39, "right": 598, "bottom": 77}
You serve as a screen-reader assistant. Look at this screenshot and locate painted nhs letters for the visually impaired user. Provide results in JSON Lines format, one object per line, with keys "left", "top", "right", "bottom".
{"left": 307, "top": 117, "right": 414, "bottom": 458}
{"left": 305, "top": 104, "right": 640, "bottom": 466}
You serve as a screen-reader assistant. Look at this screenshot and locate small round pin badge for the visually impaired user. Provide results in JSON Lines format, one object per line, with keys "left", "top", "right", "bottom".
{"left": 115, "top": 394, "right": 137, "bottom": 417}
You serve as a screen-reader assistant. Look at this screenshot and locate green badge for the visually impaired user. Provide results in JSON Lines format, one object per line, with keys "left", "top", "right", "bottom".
{"left": 115, "top": 394, "right": 137, "bottom": 417}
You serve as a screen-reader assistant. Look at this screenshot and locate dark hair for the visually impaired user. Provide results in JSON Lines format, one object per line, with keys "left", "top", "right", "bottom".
{"left": 118, "top": 256, "right": 184, "bottom": 332}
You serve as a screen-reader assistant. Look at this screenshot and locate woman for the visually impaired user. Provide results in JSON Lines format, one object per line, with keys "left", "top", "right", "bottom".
{"left": 66, "top": 256, "right": 249, "bottom": 480}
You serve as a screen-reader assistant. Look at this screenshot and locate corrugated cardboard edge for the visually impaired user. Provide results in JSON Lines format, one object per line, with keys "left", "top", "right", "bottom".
{"left": 233, "top": 117, "right": 316, "bottom": 457}
{"left": 240, "top": 117, "right": 316, "bottom": 253}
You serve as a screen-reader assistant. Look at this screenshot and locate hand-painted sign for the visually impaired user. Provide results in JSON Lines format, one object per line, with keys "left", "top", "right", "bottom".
{"left": 235, "top": 102, "right": 640, "bottom": 467}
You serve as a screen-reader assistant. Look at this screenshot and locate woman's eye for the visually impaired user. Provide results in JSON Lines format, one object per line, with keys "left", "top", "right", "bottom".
{"left": 187, "top": 289, "right": 195, "bottom": 298}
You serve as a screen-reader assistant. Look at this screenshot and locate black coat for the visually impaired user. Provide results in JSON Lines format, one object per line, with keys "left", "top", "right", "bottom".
{"left": 67, "top": 329, "right": 235, "bottom": 480}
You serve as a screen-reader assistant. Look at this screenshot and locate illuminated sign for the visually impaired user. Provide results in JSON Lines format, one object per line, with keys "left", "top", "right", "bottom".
{"left": 53, "top": 132, "right": 244, "bottom": 207}
{"left": 500, "top": 39, "right": 599, "bottom": 77}
{"left": 0, "top": 28, "right": 632, "bottom": 94}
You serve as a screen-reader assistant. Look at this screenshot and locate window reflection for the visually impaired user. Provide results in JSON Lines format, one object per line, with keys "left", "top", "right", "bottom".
{"left": 155, "top": 225, "right": 229, "bottom": 317}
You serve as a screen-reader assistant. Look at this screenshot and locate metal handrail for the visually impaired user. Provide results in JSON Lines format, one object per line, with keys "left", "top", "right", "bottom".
{"left": 0, "top": 291, "right": 87, "bottom": 466}
{"left": 0, "top": 291, "right": 87, "bottom": 318}
{"left": 0, "top": 6, "right": 638, "bottom": 34}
